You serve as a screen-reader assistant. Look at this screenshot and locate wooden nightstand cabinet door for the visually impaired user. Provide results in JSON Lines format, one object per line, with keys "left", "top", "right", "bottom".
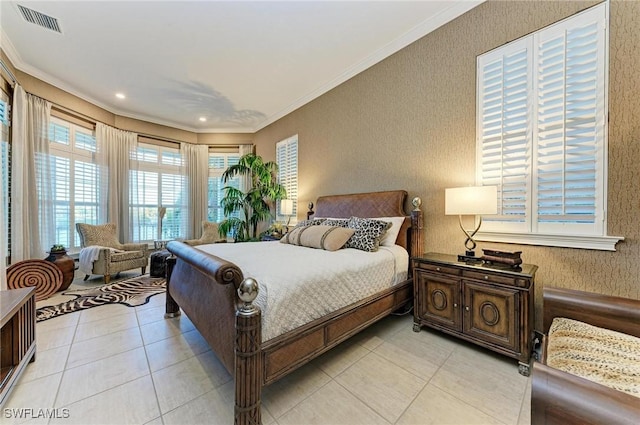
{"left": 463, "top": 281, "right": 519, "bottom": 352}
{"left": 416, "top": 271, "right": 462, "bottom": 332}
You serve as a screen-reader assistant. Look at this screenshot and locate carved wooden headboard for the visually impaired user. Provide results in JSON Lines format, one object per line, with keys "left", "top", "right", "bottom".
{"left": 312, "top": 190, "right": 419, "bottom": 254}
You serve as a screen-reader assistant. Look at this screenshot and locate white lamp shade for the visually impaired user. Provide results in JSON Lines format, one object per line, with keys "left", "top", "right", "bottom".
{"left": 280, "top": 199, "right": 294, "bottom": 216}
{"left": 445, "top": 186, "right": 498, "bottom": 216}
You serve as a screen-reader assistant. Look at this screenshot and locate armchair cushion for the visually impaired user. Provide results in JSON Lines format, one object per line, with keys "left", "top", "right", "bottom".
{"left": 110, "top": 250, "right": 146, "bottom": 262}
{"left": 547, "top": 317, "right": 640, "bottom": 398}
{"left": 183, "top": 221, "right": 222, "bottom": 246}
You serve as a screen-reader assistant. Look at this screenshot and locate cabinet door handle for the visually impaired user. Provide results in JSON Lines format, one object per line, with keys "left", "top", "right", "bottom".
{"left": 484, "top": 275, "right": 489, "bottom": 280}
{"left": 436, "top": 267, "right": 441, "bottom": 272}
{"left": 465, "top": 306, "right": 470, "bottom": 311}
{"left": 453, "top": 303, "right": 458, "bottom": 308}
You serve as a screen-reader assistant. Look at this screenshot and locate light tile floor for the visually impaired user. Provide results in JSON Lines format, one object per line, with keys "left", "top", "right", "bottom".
{"left": 2, "top": 271, "right": 532, "bottom": 425}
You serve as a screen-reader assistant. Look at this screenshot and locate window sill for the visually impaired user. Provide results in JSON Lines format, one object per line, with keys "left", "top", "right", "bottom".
{"left": 475, "top": 231, "right": 624, "bottom": 251}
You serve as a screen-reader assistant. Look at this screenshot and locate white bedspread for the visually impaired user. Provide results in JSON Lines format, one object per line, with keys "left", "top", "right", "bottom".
{"left": 196, "top": 241, "right": 408, "bottom": 341}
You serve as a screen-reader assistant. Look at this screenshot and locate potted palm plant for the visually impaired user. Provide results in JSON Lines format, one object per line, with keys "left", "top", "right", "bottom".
{"left": 218, "top": 153, "right": 287, "bottom": 241}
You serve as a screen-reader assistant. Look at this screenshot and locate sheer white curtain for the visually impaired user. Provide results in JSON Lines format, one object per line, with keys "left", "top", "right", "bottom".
{"left": 95, "top": 122, "right": 137, "bottom": 242}
{"left": 238, "top": 144, "right": 254, "bottom": 193}
{"left": 180, "top": 143, "right": 208, "bottom": 238}
{"left": 11, "top": 85, "right": 54, "bottom": 261}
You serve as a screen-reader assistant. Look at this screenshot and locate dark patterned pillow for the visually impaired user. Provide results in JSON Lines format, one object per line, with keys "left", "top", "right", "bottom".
{"left": 294, "top": 218, "right": 326, "bottom": 228}
{"left": 322, "top": 218, "right": 350, "bottom": 228}
{"left": 345, "top": 217, "right": 391, "bottom": 252}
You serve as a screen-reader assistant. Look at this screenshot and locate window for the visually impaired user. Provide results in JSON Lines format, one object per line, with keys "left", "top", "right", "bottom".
{"left": 476, "top": 3, "right": 620, "bottom": 250}
{"left": 48, "top": 117, "right": 100, "bottom": 252}
{"left": 276, "top": 135, "right": 298, "bottom": 220}
{"left": 130, "top": 143, "right": 186, "bottom": 242}
{"left": 207, "top": 152, "right": 240, "bottom": 223}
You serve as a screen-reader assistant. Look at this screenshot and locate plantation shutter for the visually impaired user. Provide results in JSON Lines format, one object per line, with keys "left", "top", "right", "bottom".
{"left": 276, "top": 135, "right": 298, "bottom": 219}
{"left": 478, "top": 39, "right": 531, "bottom": 232}
{"left": 534, "top": 7, "right": 606, "bottom": 235}
{"left": 207, "top": 152, "right": 240, "bottom": 222}
{"left": 161, "top": 173, "right": 185, "bottom": 239}
{"left": 48, "top": 118, "right": 100, "bottom": 251}
{"left": 477, "top": 3, "right": 607, "bottom": 239}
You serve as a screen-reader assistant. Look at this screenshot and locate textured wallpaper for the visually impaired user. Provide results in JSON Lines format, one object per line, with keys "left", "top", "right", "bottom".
{"left": 253, "top": 0, "right": 640, "bottom": 328}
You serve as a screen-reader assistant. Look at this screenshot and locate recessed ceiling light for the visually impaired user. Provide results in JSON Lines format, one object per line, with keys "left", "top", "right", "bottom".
{"left": 199, "top": 117, "right": 207, "bottom": 122}
{"left": 115, "top": 93, "right": 126, "bottom": 99}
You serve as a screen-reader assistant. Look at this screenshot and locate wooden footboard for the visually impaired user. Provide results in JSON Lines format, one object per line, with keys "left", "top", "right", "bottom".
{"left": 165, "top": 190, "right": 424, "bottom": 424}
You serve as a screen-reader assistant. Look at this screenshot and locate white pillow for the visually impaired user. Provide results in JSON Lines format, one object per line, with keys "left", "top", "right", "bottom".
{"left": 372, "top": 216, "right": 406, "bottom": 247}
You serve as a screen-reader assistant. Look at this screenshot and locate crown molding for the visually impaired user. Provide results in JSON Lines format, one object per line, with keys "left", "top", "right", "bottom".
{"left": 2, "top": 0, "right": 484, "bottom": 135}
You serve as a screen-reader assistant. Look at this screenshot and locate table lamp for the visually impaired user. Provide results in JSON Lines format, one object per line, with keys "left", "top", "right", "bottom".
{"left": 445, "top": 186, "right": 498, "bottom": 262}
{"left": 280, "top": 199, "right": 294, "bottom": 231}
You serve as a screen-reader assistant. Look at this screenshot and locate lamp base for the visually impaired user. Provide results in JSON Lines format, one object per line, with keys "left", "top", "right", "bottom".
{"left": 457, "top": 250, "right": 482, "bottom": 264}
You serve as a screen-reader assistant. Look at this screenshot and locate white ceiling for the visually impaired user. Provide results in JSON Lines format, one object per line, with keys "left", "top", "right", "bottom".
{"left": 1, "top": 1, "right": 482, "bottom": 133}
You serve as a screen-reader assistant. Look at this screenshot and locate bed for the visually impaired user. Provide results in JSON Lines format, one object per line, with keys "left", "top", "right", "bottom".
{"left": 164, "top": 190, "right": 424, "bottom": 424}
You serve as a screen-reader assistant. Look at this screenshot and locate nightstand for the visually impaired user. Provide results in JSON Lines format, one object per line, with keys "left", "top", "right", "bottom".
{"left": 413, "top": 252, "right": 537, "bottom": 375}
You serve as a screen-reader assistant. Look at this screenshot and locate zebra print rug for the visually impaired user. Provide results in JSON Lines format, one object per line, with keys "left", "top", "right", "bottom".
{"left": 36, "top": 275, "right": 166, "bottom": 322}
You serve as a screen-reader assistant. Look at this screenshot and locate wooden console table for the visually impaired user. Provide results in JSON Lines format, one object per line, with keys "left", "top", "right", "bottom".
{"left": 413, "top": 253, "right": 537, "bottom": 375}
{"left": 1, "top": 287, "right": 36, "bottom": 407}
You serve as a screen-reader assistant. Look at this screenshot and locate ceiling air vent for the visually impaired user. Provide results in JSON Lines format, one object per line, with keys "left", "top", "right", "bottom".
{"left": 17, "top": 4, "right": 62, "bottom": 33}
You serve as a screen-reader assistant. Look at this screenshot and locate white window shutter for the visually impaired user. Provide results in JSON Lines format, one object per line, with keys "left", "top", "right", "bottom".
{"left": 276, "top": 135, "right": 298, "bottom": 219}
{"left": 477, "top": 3, "right": 608, "bottom": 242}
{"left": 478, "top": 39, "right": 531, "bottom": 233}
{"left": 534, "top": 6, "right": 606, "bottom": 236}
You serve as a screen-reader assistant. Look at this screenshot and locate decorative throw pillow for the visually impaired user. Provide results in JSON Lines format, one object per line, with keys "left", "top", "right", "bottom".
{"left": 280, "top": 225, "right": 354, "bottom": 251}
{"left": 322, "top": 218, "right": 350, "bottom": 228}
{"left": 345, "top": 217, "right": 391, "bottom": 252}
{"left": 294, "top": 218, "right": 326, "bottom": 228}
{"left": 371, "top": 216, "right": 406, "bottom": 247}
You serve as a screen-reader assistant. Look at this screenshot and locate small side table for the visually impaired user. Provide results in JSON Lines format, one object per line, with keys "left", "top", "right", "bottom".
{"left": 413, "top": 253, "right": 537, "bottom": 375}
{"left": 45, "top": 249, "right": 75, "bottom": 291}
{"left": 150, "top": 250, "right": 172, "bottom": 278}
{"left": 0, "top": 287, "right": 36, "bottom": 407}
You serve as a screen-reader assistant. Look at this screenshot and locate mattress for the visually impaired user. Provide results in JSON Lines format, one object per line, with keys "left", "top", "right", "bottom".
{"left": 196, "top": 241, "right": 408, "bottom": 341}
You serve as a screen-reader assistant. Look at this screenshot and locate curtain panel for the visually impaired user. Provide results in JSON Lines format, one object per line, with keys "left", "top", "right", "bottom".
{"left": 238, "top": 144, "right": 254, "bottom": 194}
{"left": 95, "top": 122, "right": 138, "bottom": 243}
{"left": 11, "top": 85, "right": 54, "bottom": 261}
{"left": 181, "top": 143, "right": 209, "bottom": 238}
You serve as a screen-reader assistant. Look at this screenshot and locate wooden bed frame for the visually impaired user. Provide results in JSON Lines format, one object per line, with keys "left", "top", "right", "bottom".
{"left": 531, "top": 287, "right": 640, "bottom": 425}
{"left": 164, "top": 190, "right": 424, "bottom": 424}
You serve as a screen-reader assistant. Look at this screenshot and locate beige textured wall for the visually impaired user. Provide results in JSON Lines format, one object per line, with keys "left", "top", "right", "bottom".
{"left": 253, "top": 0, "right": 640, "bottom": 326}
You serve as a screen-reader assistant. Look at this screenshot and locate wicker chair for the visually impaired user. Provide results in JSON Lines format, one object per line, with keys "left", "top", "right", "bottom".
{"left": 532, "top": 287, "right": 640, "bottom": 425}
{"left": 182, "top": 221, "right": 223, "bottom": 246}
{"left": 76, "top": 223, "right": 149, "bottom": 283}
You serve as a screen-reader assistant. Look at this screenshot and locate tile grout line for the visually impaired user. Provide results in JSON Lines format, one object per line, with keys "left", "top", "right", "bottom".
{"left": 138, "top": 304, "right": 166, "bottom": 425}
{"left": 390, "top": 346, "right": 454, "bottom": 425}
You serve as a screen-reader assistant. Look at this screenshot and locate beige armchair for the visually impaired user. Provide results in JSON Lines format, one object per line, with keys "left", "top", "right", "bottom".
{"left": 76, "top": 223, "right": 149, "bottom": 284}
{"left": 183, "top": 221, "right": 223, "bottom": 246}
